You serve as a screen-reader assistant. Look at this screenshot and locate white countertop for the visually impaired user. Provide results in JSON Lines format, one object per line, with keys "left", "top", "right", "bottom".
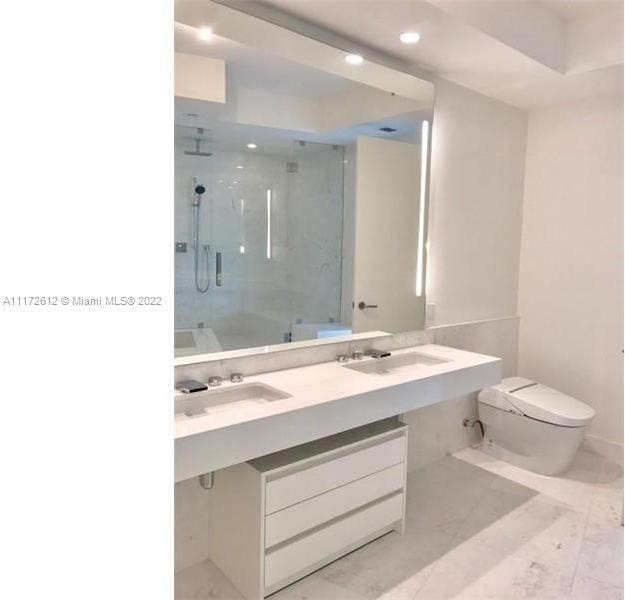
{"left": 174, "top": 344, "right": 500, "bottom": 440}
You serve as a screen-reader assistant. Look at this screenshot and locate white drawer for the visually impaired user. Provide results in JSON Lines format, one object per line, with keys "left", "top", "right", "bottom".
{"left": 265, "top": 435, "right": 405, "bottom": 514}
{"left": 265, "top": 462, "right": 404, "bottom": 548}
{"left": 265, "top": 492, "right": 403, "bottom": 590}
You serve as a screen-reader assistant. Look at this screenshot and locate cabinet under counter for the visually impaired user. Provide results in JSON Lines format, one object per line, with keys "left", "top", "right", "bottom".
{"left": 208, "top": 418, "right": 408, "bottom": 600}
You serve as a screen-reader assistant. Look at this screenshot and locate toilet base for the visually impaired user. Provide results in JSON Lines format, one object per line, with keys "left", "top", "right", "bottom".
{"left": 478, "top": 404, "right": 587, "bottom": 476}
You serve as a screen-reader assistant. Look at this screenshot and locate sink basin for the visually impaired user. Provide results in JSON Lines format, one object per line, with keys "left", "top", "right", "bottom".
{"left": 344, "top": 352, "right": 450, "bottom": 375}
{"left": 175, "top": 383, "right": 291, "bottom": 418}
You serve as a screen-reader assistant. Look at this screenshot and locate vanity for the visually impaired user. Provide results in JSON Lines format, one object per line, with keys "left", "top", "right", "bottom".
{"left": 174, "top": 344, "right": 501, "bottom": 481}
{"left": 209, "top": 419, "right": 407, "bottom": 599}
{"left": 174, "top": 343, "right": 501, "bottom": 598}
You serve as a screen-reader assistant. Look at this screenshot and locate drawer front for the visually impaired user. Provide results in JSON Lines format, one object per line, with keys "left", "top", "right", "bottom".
{"left": 265, "top": 462, "right": 404, "bottom": 548}
{"left": 265, "top": 492, "right": 403, "bottom": 590}
{"left": 265, "top": 435, "right": 405, "bottom": 514}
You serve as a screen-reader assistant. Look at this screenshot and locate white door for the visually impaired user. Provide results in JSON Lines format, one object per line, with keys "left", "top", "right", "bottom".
{"left": 352, "top": 136, "right": 425, "bottom": 333}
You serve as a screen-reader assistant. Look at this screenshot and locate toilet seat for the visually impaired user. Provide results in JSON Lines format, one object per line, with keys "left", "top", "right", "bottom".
{"left": 478, "top": 377, "right": 595, "bottom": 427}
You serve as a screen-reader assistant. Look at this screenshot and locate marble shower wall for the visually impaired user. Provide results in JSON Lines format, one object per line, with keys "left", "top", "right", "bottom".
{"left": 174, "top": 130, "right": 344, "bottom": 350}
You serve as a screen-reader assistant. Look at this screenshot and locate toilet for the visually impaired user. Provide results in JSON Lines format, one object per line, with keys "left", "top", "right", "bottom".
{"left": 478, "top": 377, "right": 595, "bottom": 476}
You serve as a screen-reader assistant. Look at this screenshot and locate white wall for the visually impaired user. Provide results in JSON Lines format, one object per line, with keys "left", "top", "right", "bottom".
{"left": 352, "top": 136, "right": 423, "bottom": 333}
{"left": 427, "top": 79, "right": 528, "bottom": 325}
{"left": 174, "top": 53, "right": 226, "bottom": 103}
{"left": 518, "top": 93, "right": 624, "bottom": 450}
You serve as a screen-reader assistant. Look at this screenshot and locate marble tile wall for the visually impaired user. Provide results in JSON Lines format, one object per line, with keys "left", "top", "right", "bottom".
{"left": 174, "top": 329, "right": 433, "bottom": 383}
{"left": 403, "top": 317, "right": 519, "bottom": 471}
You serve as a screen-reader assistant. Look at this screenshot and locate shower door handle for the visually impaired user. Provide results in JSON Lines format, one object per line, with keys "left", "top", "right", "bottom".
{"left": 215, "top": 252, "right": 222, "bottom": 287}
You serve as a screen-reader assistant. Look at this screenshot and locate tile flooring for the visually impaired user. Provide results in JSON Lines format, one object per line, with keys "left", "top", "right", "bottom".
{"left": 175, "top": 447, "right": 623, "bottom": 599}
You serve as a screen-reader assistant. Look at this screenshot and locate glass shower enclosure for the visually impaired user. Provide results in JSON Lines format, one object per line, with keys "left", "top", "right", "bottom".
{"left": 174, "top": 125, "right": 345, "bottom": 356}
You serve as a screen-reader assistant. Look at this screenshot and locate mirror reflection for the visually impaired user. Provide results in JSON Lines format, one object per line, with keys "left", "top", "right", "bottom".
{"left": 175, "top": 129, "right": 345, "bottom": 355}
{"left": 174, "top": 27, "right": 433, "bottom": 357}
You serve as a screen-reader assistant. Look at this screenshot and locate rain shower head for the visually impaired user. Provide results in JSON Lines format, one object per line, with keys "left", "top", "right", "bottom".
{"left": 185, "top": 128, "right": 212, "bottom": 157}
{"left": 185, "top": 139, "right": 212, "bottom": 157}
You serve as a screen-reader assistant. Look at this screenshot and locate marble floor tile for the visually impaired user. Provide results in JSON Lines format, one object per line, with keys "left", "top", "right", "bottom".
{"left": 175, "top": 449, "right": 623, "bottom": 600}
{"left": 271, "top": 575, "right": 369, "bottom": 600}
{"left": 414, "top": 495, "right": 586, "bottom": 599}
{"left": 455, "top": 446, "right": 608, "bottom": 514}
{"left": 314, "top": 457, "right": 500, "bottom": 600}
{"left": 175, "top": 559, "right": 244, "bottom": 600}
{"left": 570, "top": 575, "right": 624, "bottom": 600}
{"left": 316, "top": 527, "right": 442, "bottom": 600}
{"left": 572, "top": 463, "right": 624, "bottom": 590}
{"left": 575, "top": 521, "right": 624, "bottom": 587}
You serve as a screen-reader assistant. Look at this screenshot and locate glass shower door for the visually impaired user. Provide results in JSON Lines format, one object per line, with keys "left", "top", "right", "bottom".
{"left": 174, "top": 125, "right": 345, "bottom": 355}
{"left": 284, "top": 140, "right": 345, "bottom": 339}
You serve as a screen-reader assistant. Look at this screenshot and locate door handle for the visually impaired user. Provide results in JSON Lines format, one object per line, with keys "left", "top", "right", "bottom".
{"left": 358, "top": 301, "right": 378, "bottom": 310}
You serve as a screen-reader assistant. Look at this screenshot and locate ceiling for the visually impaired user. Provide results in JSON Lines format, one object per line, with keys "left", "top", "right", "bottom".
{"left": 537, "top": 0, "right": 615, "bottom": 21}
{"left": 175, "top": 22, "right": 354, "bottom": 98}
{"left": 175, "top": 13, "right": 427, "bottom": 146}
{"left": 224, "top": 0, "right": 624, "bottom": 109}
{"left": 175, "top": 111, "right": 420, "bottom": 158}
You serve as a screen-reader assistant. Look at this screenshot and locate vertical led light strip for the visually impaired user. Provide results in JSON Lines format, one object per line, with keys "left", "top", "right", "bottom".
{"left": 416, "top": 120, "right": 429, "bottom": 297}
{"left": 266, "top": 189, "right": 272, "bottom": 259}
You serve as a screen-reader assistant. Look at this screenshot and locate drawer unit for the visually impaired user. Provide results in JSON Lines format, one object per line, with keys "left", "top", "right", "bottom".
{"left": 208, "top": 418, "right": 408, "bottom": 600}
{"left": 265, "top": 462, "right": 405, "bottom": 547}
{"left": 265, "top": 492, "right": 404, "bottom": 591}
{"left": 265, "top": 436, "right": 405, "bottom": 514}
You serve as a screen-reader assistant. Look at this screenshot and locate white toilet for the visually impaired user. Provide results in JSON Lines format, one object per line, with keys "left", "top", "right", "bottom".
{"left": 478, "top": 377, "right": 595, "bottom": 475}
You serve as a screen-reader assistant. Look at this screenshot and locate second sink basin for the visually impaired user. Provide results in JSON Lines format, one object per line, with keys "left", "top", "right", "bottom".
{"left": 175, "top": 383, "right": 291, "bottom": 419}
{"left": 344, "top": 351, "right": 450, "bottom": 375}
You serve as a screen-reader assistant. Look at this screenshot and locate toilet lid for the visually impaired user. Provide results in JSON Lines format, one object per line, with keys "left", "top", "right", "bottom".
{"left": 508, "top": 384, "right": 595, "bottom": 427}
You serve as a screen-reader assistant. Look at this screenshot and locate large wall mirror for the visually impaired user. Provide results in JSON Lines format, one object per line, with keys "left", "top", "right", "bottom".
{"left": 174, "top": 0, "right": 434, "bottom": 359}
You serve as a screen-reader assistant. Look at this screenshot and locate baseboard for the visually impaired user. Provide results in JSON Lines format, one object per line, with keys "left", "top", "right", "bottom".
{"left": 583, "top": 434, "right": 624, "bottom": 467}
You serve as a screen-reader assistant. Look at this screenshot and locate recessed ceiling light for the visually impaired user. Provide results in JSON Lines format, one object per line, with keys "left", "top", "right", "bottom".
{"left": 236, "top": 165, "right": 244, "bottom": 169}
{"left": 198, "top": 27, "right": 213, "bottom": 41}
{"left": 399, "top": 32, "right": 421, "bottom": 44}
{"left": 345, "top": 54, "right": 364, "bottom": 65}
{"left": 246, "top": 143, "right": 258, "bottom": 149}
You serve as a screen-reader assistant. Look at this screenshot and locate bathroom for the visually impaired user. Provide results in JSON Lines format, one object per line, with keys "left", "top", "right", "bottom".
{"left": 172, "top": 2, "right": 623, "bottom": 599}
{"left": 1, "top": 1, "right": 622, "bottom": 599}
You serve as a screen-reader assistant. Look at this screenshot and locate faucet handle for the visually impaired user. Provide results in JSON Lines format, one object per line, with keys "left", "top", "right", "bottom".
{"left": 230, "top": 373, "right": 244, "bottom": 383}
{"left": 208, "top": 376, "right": 222, "bottom": 387}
